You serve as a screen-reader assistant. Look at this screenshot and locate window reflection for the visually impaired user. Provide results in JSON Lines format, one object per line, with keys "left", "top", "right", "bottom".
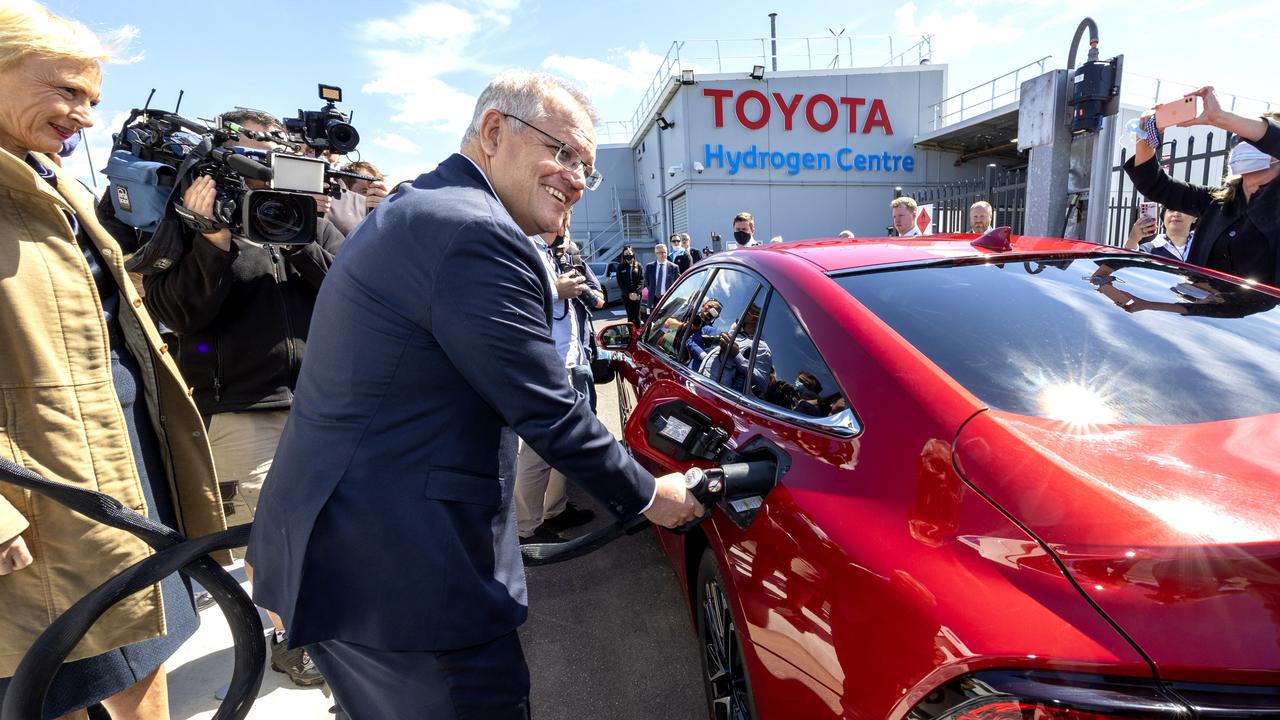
{"left": 749, "top": 298, "right": 847, "bottom": 418}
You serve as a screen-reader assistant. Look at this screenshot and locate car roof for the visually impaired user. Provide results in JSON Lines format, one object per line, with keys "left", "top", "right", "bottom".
{"left": 740, "top": 234, "right": 1107, "bottom": 273}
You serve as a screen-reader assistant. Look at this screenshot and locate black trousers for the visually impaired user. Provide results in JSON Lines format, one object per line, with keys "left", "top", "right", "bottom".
{"left": 623, "top": 297, "right": 643, "bottom": 326}
{"left": 311, "top": 631, "right": 531, "bottom": 720}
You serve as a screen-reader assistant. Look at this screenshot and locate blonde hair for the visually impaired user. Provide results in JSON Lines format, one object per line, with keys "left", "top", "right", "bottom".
{"left": 0, "top": 1, "right": 119, "bottom": 70}
{"left": 970, "top": 200, "right": 993, "bottom": 213}
{"left": 891, "top": 197, "right": 918, "bottom": 214}
{"left": 1212, "top": 112, "right": 1280, "bottom": 204}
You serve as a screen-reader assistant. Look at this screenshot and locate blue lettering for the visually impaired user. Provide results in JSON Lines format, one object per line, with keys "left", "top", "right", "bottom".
{"left": 868, "top": 153, "right": 882, "bottom": 171}
{"left": 770, "top": 152, "right": 785, "bottom": 169}
{"left": 802, "top": 152, "right": 816, "bottom": 170}
{"left": 726, "top": 148, "right": 741, "bottom": 175}
{"left": 817, "top": 153, "right": 830, "bottom": 170}
{"left": 854, "top": 153, "right": 867, "bottom": 171}
{"left": 743, "top": 145, "right": 758, "bottom": 170}
{"left": 903, "top": 155, "right": 915, "bottom": 172}
{"left": 786, "top": 152, "right": 801, "bottom": 176}
{"left": 704, "top": 144, "right": 725, "bottom": 171}
{"left": 836, "top": 148, "right": 853, "bottom": 171}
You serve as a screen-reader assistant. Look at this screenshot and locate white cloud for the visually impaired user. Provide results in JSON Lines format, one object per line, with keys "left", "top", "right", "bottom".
{"left": 359, "top": 1, "right": 519, "bottom": 135}
{"left": 894, "top": 2, "right": 1026, "bottom": 62}
{"left": 101, "top": 24, "right": 145, "bottom": 65}
{"left": 371, "top": 132, "right": 420, "bottom": 154}
{"left": 541, "top": 45, "right": 667, "bottom": 99}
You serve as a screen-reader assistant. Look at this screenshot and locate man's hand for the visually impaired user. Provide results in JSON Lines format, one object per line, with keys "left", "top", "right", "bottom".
{"left": 364, "top": 180, "right": 389, "bottom": 209}
{"left": 181, "top": 176, "right": 232, "bottom": 251}
{"left": 309, "top": 193, "right": 333, "bottom": 216}
{"left": 0, "top": 533, "right": 33, "bottom": 575}
{"left": 555, "top": 271, "right": 586, "bottom": 299}
{"left": 643, "top": 472, "right": 705, "bottom": 528}
{"left": 718, "top": 332, "right": 739, "bottom": 360}
{"left": 628, "top": 292, "right": 640, "bottom": 302}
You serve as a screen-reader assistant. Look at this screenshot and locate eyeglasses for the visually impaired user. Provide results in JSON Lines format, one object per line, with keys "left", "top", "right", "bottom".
{"left": 503, "top": 114, "right": 603, "bottom": 191}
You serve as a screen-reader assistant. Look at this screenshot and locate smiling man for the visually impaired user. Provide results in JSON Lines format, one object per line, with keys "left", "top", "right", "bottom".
{"left": 246, "top": 70, "right": 701, "bottom": 719}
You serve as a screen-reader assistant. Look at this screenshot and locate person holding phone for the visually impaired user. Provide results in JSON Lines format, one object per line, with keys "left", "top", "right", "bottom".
{"left": 1125, "top": 205, "right": 1197, "bottom": 262}
{"left": 1123, "top": 86, "right": 1280, "bottom": 286}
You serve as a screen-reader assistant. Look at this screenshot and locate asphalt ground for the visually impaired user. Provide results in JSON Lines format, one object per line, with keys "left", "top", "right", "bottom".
{"left": 520, "top": 377, "right": 705, "bottom": 720}
{"left": 170, "top": 371, "right": 706, "bottom": 719}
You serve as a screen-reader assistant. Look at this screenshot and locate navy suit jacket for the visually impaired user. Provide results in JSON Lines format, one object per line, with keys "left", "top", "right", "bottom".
{"left": 247, "top": 154, "right": 657, "bottom": 652}
{"left": 644, "top": 260, "right": 680, "bottom": 308}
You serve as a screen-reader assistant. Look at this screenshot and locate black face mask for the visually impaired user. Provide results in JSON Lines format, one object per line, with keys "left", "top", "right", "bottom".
{"left": 622, "top": 254, "right": 634, "bottom": 261}
{"left": 733, "top": 231, "right": 751, "bottom": 245}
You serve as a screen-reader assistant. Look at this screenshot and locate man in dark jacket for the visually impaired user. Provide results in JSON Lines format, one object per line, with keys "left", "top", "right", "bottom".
{"left": 142, "top": 109, "right": 339, "bottom": 687}
{"left": 644, "top": 243, "right": 680, "bottom": 313}
{"left": 247, "top": 70, "right": 700, "bottom": 719}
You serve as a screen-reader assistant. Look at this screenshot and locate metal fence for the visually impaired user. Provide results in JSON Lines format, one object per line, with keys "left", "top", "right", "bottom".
{"left": 1105, "top": 131, "right": 1233, "bottom": 246}
{"left": 898, "top": 165, "right": 1029, "bottom": 235}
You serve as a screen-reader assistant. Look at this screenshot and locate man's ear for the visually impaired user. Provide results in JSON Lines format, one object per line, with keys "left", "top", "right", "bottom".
{"left": 477, "top": 109, "right": 505, "bottom": 158}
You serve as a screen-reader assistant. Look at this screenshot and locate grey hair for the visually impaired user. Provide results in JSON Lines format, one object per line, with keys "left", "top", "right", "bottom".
{"left": 460, "top": 70, "right": 599, "bottom": 149}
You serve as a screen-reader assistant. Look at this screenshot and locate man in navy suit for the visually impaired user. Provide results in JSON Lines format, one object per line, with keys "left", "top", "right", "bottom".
{"left": 644, "top": 243, "right": 680, "bottom": 312}
{"left": 246, "top": 70, "right": 702, "bottom": 719}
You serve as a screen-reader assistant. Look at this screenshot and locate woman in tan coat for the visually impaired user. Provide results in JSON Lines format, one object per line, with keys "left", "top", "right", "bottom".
{"left": 0, "top": 4, "right": 226, "bottom": 718}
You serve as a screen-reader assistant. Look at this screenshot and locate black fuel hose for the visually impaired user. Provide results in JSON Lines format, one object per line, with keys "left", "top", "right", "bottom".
{"left": 0, "top": 456, "right": 264, "bottom": 720}
{"left": 521, "top": 461, "right": 777, "bottom": 566}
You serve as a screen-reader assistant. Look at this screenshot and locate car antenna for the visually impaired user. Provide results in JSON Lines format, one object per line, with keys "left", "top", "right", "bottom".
{"left": 174, "top": 90, "right": 184, "bottom": 115}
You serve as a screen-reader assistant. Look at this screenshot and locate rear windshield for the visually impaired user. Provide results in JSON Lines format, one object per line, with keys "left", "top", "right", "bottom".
{"left": 834, "top": 255, "right": 1280, "bottom": 425}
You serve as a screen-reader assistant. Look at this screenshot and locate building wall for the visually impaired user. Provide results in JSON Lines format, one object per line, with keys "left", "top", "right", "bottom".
{"left": 600, "top": 64, "right": 991, "bottom": 251}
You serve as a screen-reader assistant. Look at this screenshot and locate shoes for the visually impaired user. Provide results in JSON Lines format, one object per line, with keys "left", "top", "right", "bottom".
{"left": 194, "top": 590, "right": 216, "bottom": 611}
{"left": 542, "top": 502, "right": 596, "bottom": 532}
{"left": 270, "top": 634, "right": 326, "bottom": 687}
{"left": 518, "top": 526, "right": 563, "bottom": 546}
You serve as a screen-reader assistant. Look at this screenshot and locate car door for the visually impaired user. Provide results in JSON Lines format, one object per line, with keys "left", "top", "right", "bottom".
{"left": 623, "top": 267, "right": 866, "bottom": 719}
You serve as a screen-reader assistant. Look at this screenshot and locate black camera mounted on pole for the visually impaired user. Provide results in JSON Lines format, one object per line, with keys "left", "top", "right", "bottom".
{"left": 285, "top": 84, "right": 360, "bottom": 155}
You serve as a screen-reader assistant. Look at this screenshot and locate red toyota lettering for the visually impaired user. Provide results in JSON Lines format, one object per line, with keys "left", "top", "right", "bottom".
{"left": 771, "top": 93, "right": 803, "bottom": 131}
{"left": 735, "top": 90, "right": 770, "bottom": 130}
{"left": 864, "top": 98, "right": 894, "bottom": 135}
{"left": 840, "top": 97, "right": 867, "bottom": 133}
{"left": 703, "top": 88, "right": 734, "bottom": 128}
{"left": 805, "top": 94, "right": 838, "bottom": 132}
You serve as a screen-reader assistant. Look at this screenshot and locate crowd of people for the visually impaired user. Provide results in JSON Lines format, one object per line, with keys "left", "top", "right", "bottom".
{"left": 1, "top": 2, "right": 1278, "bottom": 719}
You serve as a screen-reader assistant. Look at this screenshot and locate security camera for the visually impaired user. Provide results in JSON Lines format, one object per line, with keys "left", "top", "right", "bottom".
{"left": 667, "top": 165, "right": 682, "bottom": 178}
{"left": 693, "top": 162, "right": 705, "bottom": 174}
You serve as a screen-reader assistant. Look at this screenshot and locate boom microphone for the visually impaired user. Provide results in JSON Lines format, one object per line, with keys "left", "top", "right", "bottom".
{"left": 225, "top": 153, "right": 273, "bottom": 183}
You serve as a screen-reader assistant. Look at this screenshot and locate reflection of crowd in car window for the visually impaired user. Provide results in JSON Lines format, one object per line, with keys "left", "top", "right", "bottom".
{"left": 697, "top": 302, "right": 773, "bottom": 395}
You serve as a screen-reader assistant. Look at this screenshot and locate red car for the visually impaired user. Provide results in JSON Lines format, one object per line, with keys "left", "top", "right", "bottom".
{"left": 598, "top": 235, "right": 1280, "bottom": 720}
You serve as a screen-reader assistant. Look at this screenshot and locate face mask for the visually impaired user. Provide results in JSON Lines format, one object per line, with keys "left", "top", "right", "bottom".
{"left": 705, "top": 307, "right": 720, "bottom": 320}
{"left": 622, "top": 255, "right": 634, "bottom": 261}
{"left": 1228, "top": 142, "right": 1277, "bottom": 176}
{"left": 733, "top": 231, "right": 751, "bottom": 245}
{"left": 58, "top": 131, "right": 81, "bottom": 158}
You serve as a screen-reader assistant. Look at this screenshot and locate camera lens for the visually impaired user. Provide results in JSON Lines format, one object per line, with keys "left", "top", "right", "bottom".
{"left": 325, "top": 121, "right": 359, "bottom": 154}
{"left": 244, "top": 190, "right": 315, "bottom": 245}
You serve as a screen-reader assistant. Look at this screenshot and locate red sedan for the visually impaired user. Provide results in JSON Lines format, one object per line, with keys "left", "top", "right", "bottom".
{"left": 598, "top": 235, "right": 1280, "bottom": 720}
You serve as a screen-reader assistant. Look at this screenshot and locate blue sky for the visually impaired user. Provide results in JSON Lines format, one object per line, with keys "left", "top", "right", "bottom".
{"left": 45, "top": 0, "right": 1276, "bottom": 189}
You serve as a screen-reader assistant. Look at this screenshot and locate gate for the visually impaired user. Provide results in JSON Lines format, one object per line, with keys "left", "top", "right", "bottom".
{"left": 899, "top": 164, "right": 1028, "bottom": 234}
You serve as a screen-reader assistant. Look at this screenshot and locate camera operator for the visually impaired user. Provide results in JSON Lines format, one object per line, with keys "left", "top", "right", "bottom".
{"left": 515, "top": 216, "right": 604, "bottom": 543}
{"left": 140, "top": 108, "right": 342, "bottom": 688}
{"left": 326, "top": 160, "right": 389, "bottom": 237}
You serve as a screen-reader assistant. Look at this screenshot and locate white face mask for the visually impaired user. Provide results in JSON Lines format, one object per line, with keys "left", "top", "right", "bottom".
{"left": 1228, "top": 142, "right": 1277, "bottom": 176}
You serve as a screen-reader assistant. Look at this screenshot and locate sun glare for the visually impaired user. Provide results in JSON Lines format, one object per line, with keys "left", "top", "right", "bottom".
{"left": 1038, "top": 382, "right": 1118, "bottom": 426}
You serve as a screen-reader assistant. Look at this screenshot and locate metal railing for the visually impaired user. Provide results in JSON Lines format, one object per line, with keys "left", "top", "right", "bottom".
{"left": 620, "top": 34, "right": 935, "bottom": 142}
{"left": 1120, "top": 73, "right": 1273, "bottom": 117}
{"left": 898, "top": 165, "right": 1029, "bottom": 235}
{"left": 929, "top": 56, "right": 1052, "bottom": 130}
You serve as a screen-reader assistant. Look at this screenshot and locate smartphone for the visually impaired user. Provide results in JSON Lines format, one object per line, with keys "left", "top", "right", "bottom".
{"left": 1154, "top": 97, "right": 1199, "bottom": 130}
{"left": 1139, "top": 201, "right": 1159, "bottom": 224}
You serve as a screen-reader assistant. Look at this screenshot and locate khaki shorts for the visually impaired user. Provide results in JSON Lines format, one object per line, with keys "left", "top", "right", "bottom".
{"left": 208, "top": 410, "right": 288, "bottom": 528}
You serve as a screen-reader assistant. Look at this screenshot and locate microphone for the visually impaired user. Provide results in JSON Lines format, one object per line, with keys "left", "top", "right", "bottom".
{"left": 225, "top": 153, "right": 273, "bottom": 183}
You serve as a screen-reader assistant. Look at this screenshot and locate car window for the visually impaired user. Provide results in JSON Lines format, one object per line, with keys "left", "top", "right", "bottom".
{"left": 688, "top": 269, "right": 766, "bottom": 393}
{"left": 749, "top": 297, "right": 847, "bottom": 418}
{"left": 644, "top": 268, "right": 712, "bottom": 358}
{"left": 835, "top": 256, "right": 1280, "bottom": 425}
